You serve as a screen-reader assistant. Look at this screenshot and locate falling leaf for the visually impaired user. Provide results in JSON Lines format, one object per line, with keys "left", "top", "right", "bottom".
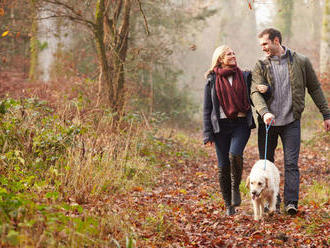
{"left": 0, "top": 8, "right": 4, "bottom": 16}
{"left": 189, "top": 44, "right": 197, "bottom": 51}
{"left": 2, "top": 31, "right": 9, "bottom": 37}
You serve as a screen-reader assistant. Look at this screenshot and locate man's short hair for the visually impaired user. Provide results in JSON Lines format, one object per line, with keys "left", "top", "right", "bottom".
{"left": 258, "top": 28, "right": 282, "bottom": 44}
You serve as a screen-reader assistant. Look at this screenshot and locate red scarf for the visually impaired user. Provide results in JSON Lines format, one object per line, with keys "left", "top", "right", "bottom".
{"left": 213, "top": 66, "right": 250, "bottom": 118}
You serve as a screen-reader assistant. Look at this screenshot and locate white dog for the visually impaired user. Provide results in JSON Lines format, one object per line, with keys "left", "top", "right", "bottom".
{"left": 246, "top": 160, "right": 280, "bottom": 221}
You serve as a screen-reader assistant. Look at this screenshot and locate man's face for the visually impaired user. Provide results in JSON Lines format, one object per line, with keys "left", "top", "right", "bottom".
{"left": 259, "top": 34, "right": 279, "bottom": 57}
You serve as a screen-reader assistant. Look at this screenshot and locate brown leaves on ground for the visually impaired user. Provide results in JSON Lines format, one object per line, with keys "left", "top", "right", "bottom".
{"left": 107, "top": 133, "right": 329, "bottom": 247}
{"left": 1, "top": 72, "right": 328, "bottom": 247}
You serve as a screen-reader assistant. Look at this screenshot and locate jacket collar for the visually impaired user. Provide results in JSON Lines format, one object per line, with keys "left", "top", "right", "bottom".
{"left": 261, "top": 47, "right": 295, "bottom": 65}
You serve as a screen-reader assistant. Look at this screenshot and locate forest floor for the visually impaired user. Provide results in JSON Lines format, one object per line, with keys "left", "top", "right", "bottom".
{"left": 116, "top": 134, "right": 329, "bottom": 247}
{"left": 0, "top": 70, "right": 329, "bottom": 247}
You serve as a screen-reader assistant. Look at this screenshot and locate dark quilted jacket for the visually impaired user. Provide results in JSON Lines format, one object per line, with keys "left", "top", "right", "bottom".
{"left": 203, "top": 71, "right": 257, "bottom": 144}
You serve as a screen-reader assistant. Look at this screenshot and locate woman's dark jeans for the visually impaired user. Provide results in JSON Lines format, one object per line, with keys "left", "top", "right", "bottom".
{"left": 214, "top": 117, "right": 251, "bottom": 168}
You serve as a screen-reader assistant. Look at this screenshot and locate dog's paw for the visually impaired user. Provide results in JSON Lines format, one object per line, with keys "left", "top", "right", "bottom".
{"left": 268, "top": 211, "right": 275, "bottom": 216}
{"left": 254, "top": 216, "right": 261, "bottom": 221}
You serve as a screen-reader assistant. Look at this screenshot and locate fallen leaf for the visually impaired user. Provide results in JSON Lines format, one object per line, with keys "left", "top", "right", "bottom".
{"left": 2, "top": 31, "right": 9, "bottom": 37}
{"left": 251, "top": 231, "right": 263, "bottom": 239}
{"left": 132, "top": 186, "right": 143, "bottom": 192}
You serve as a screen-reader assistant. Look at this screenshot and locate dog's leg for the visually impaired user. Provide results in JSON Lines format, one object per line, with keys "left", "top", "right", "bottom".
{"left": 269, "top": 191, "right": 277, "bottom": 213}
{"left": 252, "top": 200, "right": 260, "bottom": 221}
{"left": 259, "top": 199, "right": 264, "bottom": 219}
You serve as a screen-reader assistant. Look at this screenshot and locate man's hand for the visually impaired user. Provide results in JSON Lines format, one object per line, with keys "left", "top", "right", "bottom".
{"left": 324, "top": 119, "right": 330, "bottom": 131}
{"left": 263, "top": 113, "right": 275, "bottom": 125}
{"left": 256, "top": 85, "right": 269, "bottom": 94}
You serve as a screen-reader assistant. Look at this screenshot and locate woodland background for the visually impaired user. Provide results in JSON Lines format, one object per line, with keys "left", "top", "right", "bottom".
{"left": 0, "top": 0, "right": 329, "bottom": 247}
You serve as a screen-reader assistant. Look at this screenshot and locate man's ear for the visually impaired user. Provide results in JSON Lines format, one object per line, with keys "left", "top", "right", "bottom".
{"left": 273, "top": 36, "right": 280, "bottom": 45}
{"left": 246, "top": 176, "right": 250, "bottom": 189}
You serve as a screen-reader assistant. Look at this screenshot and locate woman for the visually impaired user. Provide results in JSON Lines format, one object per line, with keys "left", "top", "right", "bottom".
{"left": 203, "top": 45, "right": 260, "bottom": 215}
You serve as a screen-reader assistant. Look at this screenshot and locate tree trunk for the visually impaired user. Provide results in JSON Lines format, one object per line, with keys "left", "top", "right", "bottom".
{"left": 95, "top": 0, "right": 131, "bottom": 113}
{"left": 95, "top": 0, "right": 113, "bottom": 107}
{"left": 274, "top": 0, "right": 293, "bottom": 43}
{"left": 320, "top": 0, "right": 330, "bottom": 75}
{"left": 29, "top": 0, "right": 38, "bottom": 81}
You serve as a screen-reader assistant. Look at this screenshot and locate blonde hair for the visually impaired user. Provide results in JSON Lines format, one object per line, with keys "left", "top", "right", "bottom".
{"left": 205, "top": 45, "right": 230, "bottom": 78}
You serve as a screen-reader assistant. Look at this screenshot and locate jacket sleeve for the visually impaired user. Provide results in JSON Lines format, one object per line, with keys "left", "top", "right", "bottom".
{"left": 203, "top": 76, "right": 215, "bottom": 144}
{"left": 251, "top": 62, "right": 271, "bottom": 118}
{"left": 262, "top": 85, "right": 272, "bottom": 101}
{"left": 246, "top": 71, "right": 271, "bottom": 106}
{"left": 304, "top": 57, "right": 330, "bottom": 120}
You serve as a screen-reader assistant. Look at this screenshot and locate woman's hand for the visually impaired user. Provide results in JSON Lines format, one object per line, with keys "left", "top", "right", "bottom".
{"left": 257, "top": 85, "right": 268, "bottom": 94}
{"left": 205, "top": 141, "right": 214, "bottom": 147}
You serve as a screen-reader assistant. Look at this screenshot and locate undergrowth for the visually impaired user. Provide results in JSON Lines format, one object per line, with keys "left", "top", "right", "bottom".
{"left": 0, "top": 97, "right": 204, "bottom": 247}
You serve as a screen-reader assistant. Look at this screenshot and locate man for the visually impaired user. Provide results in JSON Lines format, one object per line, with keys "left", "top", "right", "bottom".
{"left": 251, "top": 28, "right": 330, "bottom": 215}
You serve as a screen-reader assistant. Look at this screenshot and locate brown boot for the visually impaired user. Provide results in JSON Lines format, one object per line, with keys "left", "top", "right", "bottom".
{"left": 230, "top": 153, "right": 243, "bottom": 207}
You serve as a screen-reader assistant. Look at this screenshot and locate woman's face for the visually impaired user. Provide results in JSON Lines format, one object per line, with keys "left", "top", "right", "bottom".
{"left": 219, "top": 48, "right": 237, "bottom": 67}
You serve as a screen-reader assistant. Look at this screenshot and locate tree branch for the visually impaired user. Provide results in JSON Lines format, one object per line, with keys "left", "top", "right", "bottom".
{"left": 41, "top": 0, "right": 95, "bottom": 27}
{"left": 113, "top": 0, "right": 123, "bottom": 23}
{"left": 136, "top": 0, "right": 149, "bottom": 35}
{"left": 39, "top": 14, "right": 95, "bottom": 29}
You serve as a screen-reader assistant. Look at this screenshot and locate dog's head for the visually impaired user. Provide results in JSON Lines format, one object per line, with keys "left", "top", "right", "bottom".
{"left": 246, "top": 174, "right": 269, "bottom": 200}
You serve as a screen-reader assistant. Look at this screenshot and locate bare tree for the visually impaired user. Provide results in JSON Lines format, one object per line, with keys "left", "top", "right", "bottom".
{"left": 29, "top": 0, "right": 39, "bottom": 81}
{"left": 37, "top": 0, "right": 137, "bottom": 113}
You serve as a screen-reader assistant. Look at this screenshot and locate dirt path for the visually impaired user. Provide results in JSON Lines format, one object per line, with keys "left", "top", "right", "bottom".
{"left": 127, "top": 140, "right": 329, "bottom": 247}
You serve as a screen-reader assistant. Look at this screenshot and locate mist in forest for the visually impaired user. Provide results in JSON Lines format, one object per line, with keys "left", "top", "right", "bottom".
{"left": 38, "top": 4, "right": 73, "bottom": 82}
{"left": 38, "top": 7, "right": 58, "bottom": 82}
{"left": 174, "top": 0, "right": 325, "bottom": 118}
{"left": 0, "top": 0, "right": 327, "bottom": 126}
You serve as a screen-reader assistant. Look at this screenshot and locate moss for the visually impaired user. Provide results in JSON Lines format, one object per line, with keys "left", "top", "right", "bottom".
{"left": 29, "top": 0, "right": 38, "bottom": 81}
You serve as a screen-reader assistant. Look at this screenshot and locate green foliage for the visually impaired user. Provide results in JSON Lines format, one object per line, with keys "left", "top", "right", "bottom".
{"left": 126, "top": 236, "right": 136, "bottom": 248}
{"left": 0, "top": 98, "right": 82, "bottom": 174}
{"left": 37, "top": 40, "right": 48, "bottom": 51}
{"left": 137, "top": 127, "right": 204, "bottom": 168}
{"left": 0, "top": 96, "right": 205, "bottom": 247}
{"left": 240, "top": 180, "right": 250, "bottom": 197}
{"left": 300, "top": 180, "right": 329, "bottom": 206}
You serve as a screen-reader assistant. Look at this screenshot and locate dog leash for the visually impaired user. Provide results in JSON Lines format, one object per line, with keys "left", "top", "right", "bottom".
{"left": 264, "top": 119, "right": 274, "bottom": 170}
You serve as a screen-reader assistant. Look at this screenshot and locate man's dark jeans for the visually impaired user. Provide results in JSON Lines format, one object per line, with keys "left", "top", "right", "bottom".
{"left": 214, "top": 117, "right": 251, "bottom": 168}
{"left": 258, "top": 119, "right": 300, "bottom": 206}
